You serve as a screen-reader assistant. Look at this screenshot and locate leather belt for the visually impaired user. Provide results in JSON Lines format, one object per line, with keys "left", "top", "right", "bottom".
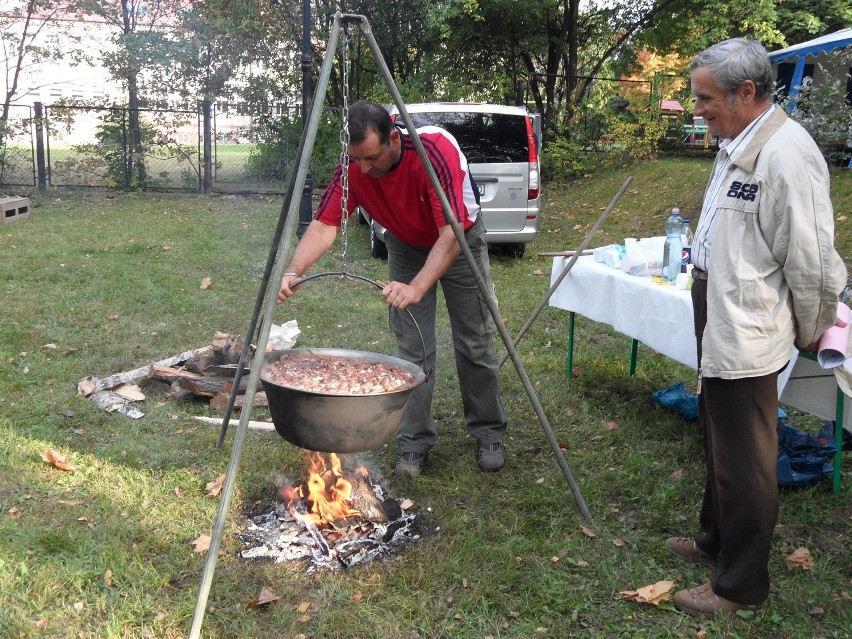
{"left": 692, "top": 267, "right": 708, "bottom": 281}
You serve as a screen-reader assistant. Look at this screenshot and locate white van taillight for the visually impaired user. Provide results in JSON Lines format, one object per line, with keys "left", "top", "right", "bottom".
{"left": 526, "top": 116, "right": 540, "bottom": 200}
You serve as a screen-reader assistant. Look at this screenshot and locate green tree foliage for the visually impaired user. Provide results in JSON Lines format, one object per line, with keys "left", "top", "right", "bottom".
{"left": 71, "top": 0, "right": 188, "bottom": 186}
{"left": 776, "top": 0, "right": 852, "bottom": 45}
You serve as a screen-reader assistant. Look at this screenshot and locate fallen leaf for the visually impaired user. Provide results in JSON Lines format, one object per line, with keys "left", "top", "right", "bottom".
{"left": 296, "top": 601, "right": 311, "bottom": 613}
{"left": 550, "top": 556, "right": 560, "bottom": 562}
{"left": 577, "top": 559, "right": 589, "bottom": 568}
{"left": 205, "top": 474, "right": 225, "bottom": 497}
{"left": 613, "top": 539, "right": 627, "bottom": 547}
{"left": 297, "top": 615, "right": 311, "bottom": 623}
{"left": 696, "top": 631, "right": 707, "bottom": 639}
{"left": 35, "top": 619, "right": 47, "bottom": 629}
{"left": 462, "top": 577, "right": 468, "bottom": 588}
{"left": 670, "top": 469, "right": 684, "bottom": 480}
{"left": 58, "top": 499, "right": 84, "bottom": 506}
{"left": 40, "top": 449, "right": 75, "bottom": 471}
{"left": 533, "top": 269, "right": 544, "bottom": 276}
{"left": 73, "top": 601, "right": 84, "bottom": 612}
{"left": 248, "top": 587, "right": 280, "bottom": 608}
{"left": 163, "top": 245, "right": 173, "bottom": 251}
{"left": 104, "top": 570, "right": 113, "bottom": 587}
{"left": 619, "top": 580, "right": 674, "bottom": 605}
{"left": 581, "top": 525, "right": 597, "bottom": 539}
{"left": 42, "top": 343, "right": 57, "bottom": 350}
{"left": 400, "top": 498, "right": 414, "bottom": 510}
{"left": 174, "top": 486, "right": 185, "bottom": 498}
{"left": 191, "top": 534, "right": 211, "bottom": 553}
{"left": 106, "top": 313, "right": 119, "bottom": 321}
{"left": 785, "top": 547, "right": 814, "bottom": 569}
{"left": 200, "top": 277, "right": 212, "bottom": 289}
{"left": 350, "top": 591, "right": 363, "bottom": 603}
{"left": 454, "top": 613, "right": 463, "bottom": 620}
{"left": 602, "top": 420, "right": 618, "bottom": 430}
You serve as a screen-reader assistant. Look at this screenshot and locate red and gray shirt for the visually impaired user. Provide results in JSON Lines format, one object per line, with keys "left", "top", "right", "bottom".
{"left": 314, "top": 125, "right": 480, "bottom": 248}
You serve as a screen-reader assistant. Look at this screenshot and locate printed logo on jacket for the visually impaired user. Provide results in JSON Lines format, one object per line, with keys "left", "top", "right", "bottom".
{"left": 726, "top": 181, "right": 758, "bottom": 201}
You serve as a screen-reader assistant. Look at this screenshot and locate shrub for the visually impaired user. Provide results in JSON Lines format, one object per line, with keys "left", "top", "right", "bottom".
{"left": 780, "top": 68, "right": 852, "bottom": 168}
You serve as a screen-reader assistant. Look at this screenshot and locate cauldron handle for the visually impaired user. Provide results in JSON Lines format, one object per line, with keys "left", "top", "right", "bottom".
{"left": 287, "top": 271, "right": 431, "bottom": 380}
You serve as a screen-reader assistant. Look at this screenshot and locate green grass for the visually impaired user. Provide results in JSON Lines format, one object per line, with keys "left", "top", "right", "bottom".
{"left": 0, "top": 158, "right": 849, "bottom": 638}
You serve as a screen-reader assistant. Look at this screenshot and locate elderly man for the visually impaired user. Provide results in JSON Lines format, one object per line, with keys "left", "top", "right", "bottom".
{"left": 666, "top": 38, "right": 847, "bottom": 617}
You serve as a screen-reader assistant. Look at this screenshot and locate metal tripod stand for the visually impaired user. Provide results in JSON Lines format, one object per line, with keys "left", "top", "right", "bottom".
{"left": 189, "top": 12, "right": 589, "bottom": 638}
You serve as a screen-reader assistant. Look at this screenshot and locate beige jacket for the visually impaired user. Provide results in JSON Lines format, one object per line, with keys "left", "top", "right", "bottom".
{"left": 701, "top": 108, "right": 847, "bottom": 379}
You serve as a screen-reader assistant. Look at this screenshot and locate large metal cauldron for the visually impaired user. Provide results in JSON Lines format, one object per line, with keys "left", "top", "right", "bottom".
{"left": 260, "top": 347, "right": 426, "bottom": 453}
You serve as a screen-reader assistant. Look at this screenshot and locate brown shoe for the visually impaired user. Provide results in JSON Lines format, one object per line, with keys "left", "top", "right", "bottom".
{"left": 673, "top": 582, "right": 765, "bottom": 617}
{"left": 665, "top": 536, "right": 715, "bottom": 562}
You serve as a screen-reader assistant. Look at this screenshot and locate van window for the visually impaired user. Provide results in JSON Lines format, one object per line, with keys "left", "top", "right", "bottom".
{"left": 404, "top": 112, "right": 529, "bottom": 163}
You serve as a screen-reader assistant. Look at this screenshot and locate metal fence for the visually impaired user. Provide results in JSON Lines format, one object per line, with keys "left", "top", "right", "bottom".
{"left": 44, "top": 105, "right": 203, "bottom": 190}
{"left": 0, "top": 105, "right": 37, "bottom": 189}
{"left": 0, "top": 102, "right": 296, "bottom": 194}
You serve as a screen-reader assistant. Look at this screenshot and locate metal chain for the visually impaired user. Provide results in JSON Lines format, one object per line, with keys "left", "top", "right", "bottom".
{"left": 338, "top": 28, "right": 351, "bottom": 273}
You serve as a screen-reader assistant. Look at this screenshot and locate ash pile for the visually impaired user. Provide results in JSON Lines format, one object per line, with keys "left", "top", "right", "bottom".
{"left": 236, "top": 454, "right": 431, "bottom": 572}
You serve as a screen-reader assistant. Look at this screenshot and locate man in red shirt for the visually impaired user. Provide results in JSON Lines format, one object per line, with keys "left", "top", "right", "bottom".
{"left": 278, "top": 100, "right": 508, "bottom": 478}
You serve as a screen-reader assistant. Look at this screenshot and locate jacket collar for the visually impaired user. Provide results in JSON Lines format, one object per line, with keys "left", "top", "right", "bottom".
{"left": 732, "top": 107, "right": 788, "bottom": 171}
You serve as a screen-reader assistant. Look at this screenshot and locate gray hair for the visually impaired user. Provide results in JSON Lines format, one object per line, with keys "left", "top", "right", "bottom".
{"left": 691, "top": 38, "right": 774, "bottom": 100}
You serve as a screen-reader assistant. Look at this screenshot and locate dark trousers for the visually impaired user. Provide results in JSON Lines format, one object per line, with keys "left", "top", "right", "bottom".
{"left": 691, "top": 278, "right": 780, "bottom": 604}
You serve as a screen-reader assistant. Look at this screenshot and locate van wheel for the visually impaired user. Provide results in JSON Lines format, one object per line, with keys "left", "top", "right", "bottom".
{"left": 370, "top": 226, "right": 388, "bottom": 260}
{"left": 503, "top": 243, "right": 525, "bottom": 258}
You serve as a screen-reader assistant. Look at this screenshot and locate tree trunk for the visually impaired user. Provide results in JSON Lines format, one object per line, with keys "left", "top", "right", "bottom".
{"left": 121, "top": 0, "right": 147, "bottom": 187}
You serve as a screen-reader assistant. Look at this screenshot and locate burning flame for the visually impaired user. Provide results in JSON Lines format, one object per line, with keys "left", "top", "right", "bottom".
{"left": 282, "top": 452, "right": 365, "bottom": 526}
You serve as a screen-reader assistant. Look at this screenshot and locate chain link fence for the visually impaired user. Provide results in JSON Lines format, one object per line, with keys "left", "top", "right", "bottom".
{"left": 0, "top": 105, "right": 36, "bottom": 189}
{"left": 45, "top": 105, "right": 203, "bottom": 190}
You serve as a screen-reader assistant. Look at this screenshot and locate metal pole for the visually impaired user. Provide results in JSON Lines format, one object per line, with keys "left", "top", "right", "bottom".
{"left": 354, "top": 15, "right": 590, "bottom": 520}
{"left": 498, "top": 176, "right": 633, "bottom": 367}
{"left": 298, "top": 0, "right": 313, "bottom": 239}
{"left": 34, "top": 102, "right": 47, "bottom": 191}
{"left": 187, "top": 15, "right": 345, "bottom": 639}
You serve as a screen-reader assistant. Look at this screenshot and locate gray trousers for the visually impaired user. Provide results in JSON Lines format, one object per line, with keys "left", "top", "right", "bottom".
{"left": 385, "top": 217, "right": 508, "bottom": 454}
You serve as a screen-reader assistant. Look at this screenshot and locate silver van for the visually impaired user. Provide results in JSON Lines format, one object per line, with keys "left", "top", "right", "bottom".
{"left": 361, "top": 102, "right": 541, "bottom": 259}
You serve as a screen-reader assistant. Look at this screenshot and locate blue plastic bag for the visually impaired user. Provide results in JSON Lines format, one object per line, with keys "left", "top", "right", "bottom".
{"left": 776, "top": 421, "right": 836, "bottom": 487}
{"left": 651, "top": 382, "right": 699, "bottom": 421}
{"left": 652, "top": 383, "right": 788, "bottom": 423}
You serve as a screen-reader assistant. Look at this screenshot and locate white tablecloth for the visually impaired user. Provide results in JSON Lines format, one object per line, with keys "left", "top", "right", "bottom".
{"left": 548, "top": 255, "right": 851, "bottom": 431}
{"left": 549, "top": 256, "right": 696, "bottom": 368}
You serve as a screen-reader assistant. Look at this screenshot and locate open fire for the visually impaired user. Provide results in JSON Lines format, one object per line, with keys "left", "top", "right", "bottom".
{"left": 237, "top": 452, "right": 426, "bottom": 571}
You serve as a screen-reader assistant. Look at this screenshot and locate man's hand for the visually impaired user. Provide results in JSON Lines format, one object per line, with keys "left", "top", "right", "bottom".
{"left": 382, "top": 281, "right": 424, "bottom": 310}
{"left": 277, "top": 274, "right": 301, "bottom": 304}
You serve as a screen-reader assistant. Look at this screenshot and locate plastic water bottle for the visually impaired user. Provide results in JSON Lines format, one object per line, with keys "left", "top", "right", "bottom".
{"left": 662, "top": 208, "right": 683, "bottom": 282}
{"left": 680, "top": 219, "right": 694, "bottom": 273}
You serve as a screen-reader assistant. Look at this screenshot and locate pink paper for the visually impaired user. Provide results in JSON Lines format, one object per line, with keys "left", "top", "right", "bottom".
{"left": 817, "top": 302, "right": 851, "bottom": 368}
